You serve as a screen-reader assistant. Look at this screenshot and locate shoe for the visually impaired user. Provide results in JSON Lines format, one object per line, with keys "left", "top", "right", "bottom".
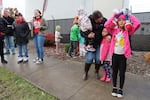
{"left": 111, "top": 88, "right": 118, "bottom": 97}
{"left": 100, "top": 71, "right": 106, "bottom": 81}
{"left": 4, "top": 51, "right": 10, "bottom": 55}
{"left": 73, "top": 56, "right": 77, "bottom": 59}
{"left": 23, "top": 57, "right": 28, "bottom": 63}
{"left": 17, "top": 57, "right": 23, "bottom": 63}
{"left": 105, "top": 77, "right": 111, "bottom": 82}
{"left": 117, "top": 89, "right": 123, "bottom": 98}
{"left": 12, "top": 52, "right": 16, "bottom": 55}
{"left": 35, "top": 59, "right": 43, "bottom": 64}
{"left": 86, "top": 45, "right": 95, "bottom": 52}
{"left": 83, "top": 73, "right": 88, "bottom": 81}
{"left": 1, "top": 59, "right": 8, "bottom": 64}
{"left": 33, "top": 57, "right": 39, "bottom": 63}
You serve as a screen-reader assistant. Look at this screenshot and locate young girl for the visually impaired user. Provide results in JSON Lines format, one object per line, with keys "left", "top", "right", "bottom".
{"left": 105, "top": 9, "right": 140, "bottom": 98}
{"left": 100, "top": 28, "right": 111, "bottom": 83}
{"left": 13, "top": 13, "right": 30, "bottom": 63}
{"left": 32, "top": 9, "right": 48, "bottom": 64}
{"left": 55, "top": 25, "right": 62, "bottom": 55}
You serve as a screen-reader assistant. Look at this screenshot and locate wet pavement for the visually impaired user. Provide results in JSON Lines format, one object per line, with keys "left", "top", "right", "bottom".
{"left": 0, "top": 53, "right": 150, "bottom": 100}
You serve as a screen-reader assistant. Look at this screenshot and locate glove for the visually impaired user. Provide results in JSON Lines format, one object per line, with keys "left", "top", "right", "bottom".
{"left": 110, "top": 20, "right": 117, "bottom": 29}
{"left": 125, "top": 22, "right": 132, "bottom": 31}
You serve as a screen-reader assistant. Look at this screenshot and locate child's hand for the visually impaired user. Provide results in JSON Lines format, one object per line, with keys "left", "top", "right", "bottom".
{"left": 101, "top": 61, "right": 103, "bottom": 64}
{"left": 88, "top": 32, "right": 95, "bottom": 38}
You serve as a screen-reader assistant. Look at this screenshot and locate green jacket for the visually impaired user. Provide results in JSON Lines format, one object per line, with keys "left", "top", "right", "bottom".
{"left": 70, "top": 24, "right": 80, "bottom": 41}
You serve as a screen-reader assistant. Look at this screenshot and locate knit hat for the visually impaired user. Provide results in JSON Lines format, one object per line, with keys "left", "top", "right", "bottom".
{"left": 15, "top": 13, "right": 22, "bottom": 17}
{"left": 118, "top": 14, "right": 126, "bottom": 20}
{"left": 55, "top": 25, "right": 61, "bottom": 30}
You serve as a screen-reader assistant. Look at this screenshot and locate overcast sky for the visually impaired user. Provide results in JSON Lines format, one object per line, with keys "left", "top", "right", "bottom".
{"left": 3, "top": 0, "right": 25, "bottom": 16}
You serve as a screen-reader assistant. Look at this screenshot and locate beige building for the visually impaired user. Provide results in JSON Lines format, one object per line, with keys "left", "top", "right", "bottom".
{"left": 25, "top": 0, "right": 126, "bottom": 21}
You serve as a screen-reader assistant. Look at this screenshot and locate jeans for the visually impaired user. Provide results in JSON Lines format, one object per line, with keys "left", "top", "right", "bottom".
{"left": 33, "top": 34, "right": 45, "bottom": 59}
{"left": 17, "top": 44, "right": 28, "bottom": 57}
{"left": 68, "top": 41, "right": 78, "bottom": 57}
{"left": 85, "top": 46, "right": 100, "bottom": 64}
{"left": 4, "top": 36, "right": 15, "bottom": 53}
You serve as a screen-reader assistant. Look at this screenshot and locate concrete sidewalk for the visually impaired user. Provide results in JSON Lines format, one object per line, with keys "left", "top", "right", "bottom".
{"left": 1, "top": 53, "right": 150, "bottom": 100}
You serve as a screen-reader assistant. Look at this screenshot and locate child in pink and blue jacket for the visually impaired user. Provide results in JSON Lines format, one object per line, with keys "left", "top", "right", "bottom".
{"left": 104, "top": 9, "right": 140, "bottom": 98}
{"left": 100, "top": 28, "right": 112, "bottom": 83}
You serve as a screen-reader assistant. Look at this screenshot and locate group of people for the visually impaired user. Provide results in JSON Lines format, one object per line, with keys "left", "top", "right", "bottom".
{"left": 0, "top": 8, "right": 48, "bottom": 64}
{"left": 68, "top": 8, "right": 140, "bottom": 98}
{"left": 0, "top": 7, "right": 141, "bottom": 98}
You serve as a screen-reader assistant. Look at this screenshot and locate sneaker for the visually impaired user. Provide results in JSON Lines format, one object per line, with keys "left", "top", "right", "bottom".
{"left": 35, "top": 59, "right": 43, "bottom": 64}
{"left": 4, "top": 51, "right": 10, "bottom": 55}
{"left": 86, "top": 45, "right": 95, "bottom": 52}
{"left": 117, "top": 89, "right": 123, "bottom": 98}
{"left": 12, "top": 52, "right": 16, "bottom": 55}
{"left": 33, "top": 57, "right": 39, "bottom": 63}
{"left": 23, "top": 57, "right": 28, "bottom": 63}
{"left": 17, "top": 57, "right": 23, "bottom": 63}
{"left": 111, "top": 88, "right": 118, "bottom": 97}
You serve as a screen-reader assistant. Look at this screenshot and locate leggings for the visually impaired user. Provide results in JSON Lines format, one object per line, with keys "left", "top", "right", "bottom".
{"left": 103, "top": 61, "right": 111, "bottom": 78}
{"left": 112, "top": 54, "right": 127, "bottom": 89}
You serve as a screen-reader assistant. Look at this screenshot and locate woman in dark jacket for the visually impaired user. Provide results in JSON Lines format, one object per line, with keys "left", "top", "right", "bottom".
{"left": 81, "top": 10, "right": 107, "bottom": 80}
{"left": 13, "top": 13, "right": 30, "bottom": 63}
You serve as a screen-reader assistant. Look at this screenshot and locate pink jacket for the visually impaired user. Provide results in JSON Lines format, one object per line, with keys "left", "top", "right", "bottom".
{"left": 100, "top": 36, "right": 111, "bottom": 61}
{"left": 104, "top": 15, "right": 140, "bottom": 58}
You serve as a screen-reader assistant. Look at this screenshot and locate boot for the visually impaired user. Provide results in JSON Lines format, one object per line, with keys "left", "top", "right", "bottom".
{"left": 95, "top": 64, "right": 101, "bottom": 79}
{"left": 1, "top": 55, "right": 8, "bottom": 64}
{"left": 105, "top": 77, "right": 111, "bottom": 83}
{"left": 83, "top": 63, "right": 91, "bottom": 81}
{"left": 100, "top": 71, "right": 106, "bottom": 81}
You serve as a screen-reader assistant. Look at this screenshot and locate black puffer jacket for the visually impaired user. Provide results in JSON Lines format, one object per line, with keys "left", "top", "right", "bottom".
{"left": 0, "top": 17, "right": 7, "bottom": 38}
{"left": 3, "top": 16, "right": 14, "bottom": 36}
{"left": 13, "top": 22, "right": 30, "bottom": 45}
{"left": 81, "top": 15, "right": 107, "bottom": 48}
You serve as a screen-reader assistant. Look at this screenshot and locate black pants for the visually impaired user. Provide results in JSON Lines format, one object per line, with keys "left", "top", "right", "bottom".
{"left": 68, "top": 41, "right": 78, "bottom": 57}
{"left": 112, "top": 54, "right": 127, "bottom": 89}
{"left": 0, "top": 38, "right": 4, "bottom": 59}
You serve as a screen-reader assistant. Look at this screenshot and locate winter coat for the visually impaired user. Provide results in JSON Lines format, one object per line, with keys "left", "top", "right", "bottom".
{"left": 80, "top": 15, "right": 107, "bottom": 48}
{"left": 3, "top": 16, "right": 14, "bottom": 36}
{"left": 13, "top": 21, "right": 30, "bottom": 45}
{"left": 104, "top": 15, "right": 140, "bottom": 58}
{"left": 100, "top": 36, "right": 111, "bottom": 61}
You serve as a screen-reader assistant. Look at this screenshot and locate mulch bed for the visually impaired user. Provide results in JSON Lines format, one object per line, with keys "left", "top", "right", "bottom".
{"left": 28, "top": 41, "right": 150, "bottom": 78}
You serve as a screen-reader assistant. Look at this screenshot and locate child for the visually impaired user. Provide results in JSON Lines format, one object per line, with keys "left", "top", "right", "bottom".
{"left": 78, "top": 32, "right": 86, "bottom": 57}
{"left": 13, "top": 13, "right": 30, "bottom": 63}
{"left": 55, "top": 25, "right": 62, "bottom": 55}
{"left": 105, "top": 9, "right": 140, "bottom": 98}
{"left": 100, "top": 28, "right": 112, "bottom": 83}
{"left": 77, "top": 8, "right": 95, "bottom": 52}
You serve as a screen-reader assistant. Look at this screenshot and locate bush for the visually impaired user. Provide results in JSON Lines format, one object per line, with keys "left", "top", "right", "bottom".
{"left": 64, "top": 43, "right": 70, "bottom": 53}
{"left": 44, "top": 32, "right": 55, "bottom": 46}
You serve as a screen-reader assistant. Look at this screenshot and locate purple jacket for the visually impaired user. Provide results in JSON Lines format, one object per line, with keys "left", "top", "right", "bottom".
{"left": 104, "top": 15, "right": 140, "bottom": 58}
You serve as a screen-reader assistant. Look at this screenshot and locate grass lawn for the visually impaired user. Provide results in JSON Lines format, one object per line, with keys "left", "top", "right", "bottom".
{"left": 0, "top": 67, "right": 58, "bottom": 100}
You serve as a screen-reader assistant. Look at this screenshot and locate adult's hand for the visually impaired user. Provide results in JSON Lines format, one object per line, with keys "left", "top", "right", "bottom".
{"left": 88, "top": 32, "right": 95, "bottom": 38}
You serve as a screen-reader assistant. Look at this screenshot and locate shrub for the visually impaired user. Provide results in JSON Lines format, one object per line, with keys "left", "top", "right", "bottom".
{"left": 44, "top": 32, "right": 55, "bottom": 46}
